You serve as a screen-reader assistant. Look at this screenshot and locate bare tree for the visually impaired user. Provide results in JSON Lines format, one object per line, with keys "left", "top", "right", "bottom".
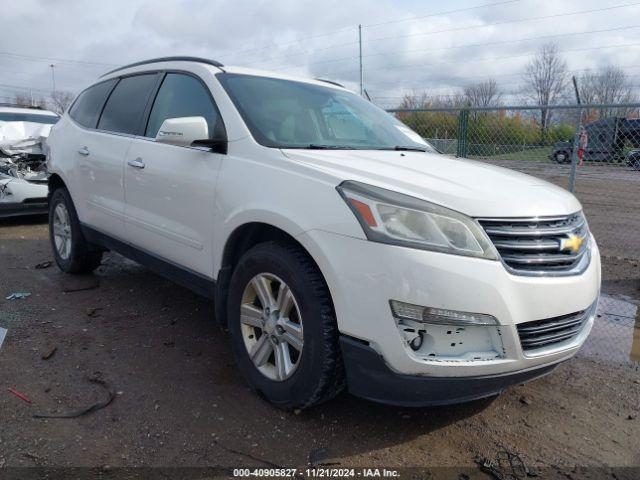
{"left": 12, "top": 93, "right": 33, "bottom": 107}
{"left": 579, "top": 65, "right": 637, "bottom": 117}
{"left": 397, "top": 90, "right": 466, "bottom": 110}
{"left": 399, "top": 92, "right": 431, "bottom": 109}
{"left": 523, "top": 43, "right": 568, "bottom": 139}
{"left": 461, "top": 79, "right": 501, "bottom": 107}
{"left": 49, "top": 91, "right": 75, "bottom": 115}
{"left": 10, "top": 93, "right": 49, "bottom": 110}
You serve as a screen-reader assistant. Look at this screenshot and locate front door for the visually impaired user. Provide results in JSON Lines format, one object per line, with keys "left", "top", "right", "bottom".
{"left": 123, "top": 72, "right": 226, "bottom": 277}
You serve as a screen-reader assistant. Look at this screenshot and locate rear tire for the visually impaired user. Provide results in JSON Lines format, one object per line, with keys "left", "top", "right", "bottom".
{"left": 554, "top": 151, "right": 570, "bottom": 164}
{"left": 227, "top": 241, "right": 345, "bottom": 410}
{"left": 49, "top": 187, "right": 103, "bottom": 274}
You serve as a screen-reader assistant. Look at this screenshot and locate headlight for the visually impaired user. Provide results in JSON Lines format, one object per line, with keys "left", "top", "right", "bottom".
{"left": 336, "top": 180, "right": 498, "bottom": 260}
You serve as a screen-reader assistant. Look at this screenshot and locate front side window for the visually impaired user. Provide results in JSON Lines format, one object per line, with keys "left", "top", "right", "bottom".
{"left": 217, "top": 73, "right": 429, "bottom": 150}
{"left": 97, "top": 74, "right": 157, "bottom": 135}
{"left": 69, "top": 79, "right": 116, "bottom": 128}
{"left": 145, "top": 73, "right": 224, "bottom": 139}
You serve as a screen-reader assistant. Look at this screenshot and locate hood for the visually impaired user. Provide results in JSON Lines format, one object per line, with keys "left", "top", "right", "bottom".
{"left": 0, "top": 122, "right": 52, "bottom": 156}
{"left": 281, "top": 149, "right": 581, "bottom": 218}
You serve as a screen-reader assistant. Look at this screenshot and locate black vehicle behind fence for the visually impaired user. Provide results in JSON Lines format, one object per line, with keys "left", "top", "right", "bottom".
{"left": 549, "top": 117, "right": 640, "bottom": 164}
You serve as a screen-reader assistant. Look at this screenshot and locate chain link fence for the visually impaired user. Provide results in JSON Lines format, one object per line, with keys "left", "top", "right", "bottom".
{"left": 389, "top": 103, "right": 640, "bottom": 364}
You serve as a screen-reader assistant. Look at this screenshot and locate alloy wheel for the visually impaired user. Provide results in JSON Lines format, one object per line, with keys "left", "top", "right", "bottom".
{"left": 52, "top": 203, "right": 72, "bottom": 260}
{"left": 240, "top": 273, "right": 304, "bottom": 381}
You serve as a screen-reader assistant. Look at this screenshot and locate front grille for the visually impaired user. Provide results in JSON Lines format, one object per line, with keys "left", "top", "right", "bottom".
{"left": 517, "top": 307, "right": 591, "bottom": 352}
{"left": 478, "top": 213, "right": 589, "bottom": 275}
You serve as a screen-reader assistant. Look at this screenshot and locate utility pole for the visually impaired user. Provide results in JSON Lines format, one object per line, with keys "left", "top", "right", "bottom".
{"left": 358, "top": 24, "right": 364, "bottom": 97}
{"left": 49, "top": 64, "right": 56, "bottom": 95}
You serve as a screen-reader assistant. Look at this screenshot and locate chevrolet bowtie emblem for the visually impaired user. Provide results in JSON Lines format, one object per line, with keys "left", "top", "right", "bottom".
{"left": 560, "top": 234, "right": 584, "bottom": 253}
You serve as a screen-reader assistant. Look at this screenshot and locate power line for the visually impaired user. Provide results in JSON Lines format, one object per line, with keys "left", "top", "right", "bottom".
{"left": 273, "top": 24, "right": 640, "bottom": 72}
{"left": 222, "top": 0, "right": 523, "bottom": 64}
{"left": 215, "top": 28, "right": 355, "bottom": 61}
{"left": 363, "top": 0, "right": 523, "bottom": 28}
{"left": 0, "top": 83, "right": 51, "bottom": 93}
{"left": 372, "top": 84, "right": 640, "bottom": 101}
{"left": 0, "top": 52, "right": 116, "bottom": 68}
{"left": 242, "top": 2, "right": 640, "bottom": 70}
{"left": 330, "top": 42, "right": 640, "bottom": 77}
{"left": 364, "top": 1, "right": 640, "bottom": 44}
{"left": 367, "top": 67, "right": 640, "bottom": 90}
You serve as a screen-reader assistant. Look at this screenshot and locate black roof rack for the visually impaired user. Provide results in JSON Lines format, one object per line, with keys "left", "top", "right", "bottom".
{"left": 315, "top": 78, "right": 345, "bottom": 88}
{"left": 102, "top": 56, "right": 224, "bottom": 77}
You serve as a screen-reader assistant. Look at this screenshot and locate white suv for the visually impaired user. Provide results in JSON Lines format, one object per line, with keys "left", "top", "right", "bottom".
{"left": 46, "top": 57, "right": 600, "bottom": 409}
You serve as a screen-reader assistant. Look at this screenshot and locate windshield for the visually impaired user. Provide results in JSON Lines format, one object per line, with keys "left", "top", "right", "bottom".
{"left": 217, "top": 73, "right": 430, "bottom": 151}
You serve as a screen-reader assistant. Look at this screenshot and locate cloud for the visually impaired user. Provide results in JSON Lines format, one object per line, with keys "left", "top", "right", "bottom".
{"left": 1, "top": 0, "right": 639, "bottom": 108}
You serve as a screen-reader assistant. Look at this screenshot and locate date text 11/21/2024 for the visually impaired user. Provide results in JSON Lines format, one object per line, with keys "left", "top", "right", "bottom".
{"left": 233, "top": 468, "right": 400, "bottom": 477}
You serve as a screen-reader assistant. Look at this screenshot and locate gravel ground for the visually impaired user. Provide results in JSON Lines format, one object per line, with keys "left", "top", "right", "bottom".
{"left": 0, "top": 162, "right": 638, "bottom": 479}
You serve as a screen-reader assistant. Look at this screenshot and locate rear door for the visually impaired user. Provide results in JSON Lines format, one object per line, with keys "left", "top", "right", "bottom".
{"left": 70, "top": 74, "right": 159, "bottom": 239}
{"left": 123, "top": 72, "right": 226, "bottom": 276}
{"left": 66, "top": 79, "right": 118, "bottom": 231}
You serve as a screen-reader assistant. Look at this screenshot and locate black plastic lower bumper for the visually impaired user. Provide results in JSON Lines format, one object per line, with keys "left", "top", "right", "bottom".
{"left": 0, "top": 201, "right": 48, "bottom": 218}
{"left": 340, "top": 336, "right": 560, "bottom": 407}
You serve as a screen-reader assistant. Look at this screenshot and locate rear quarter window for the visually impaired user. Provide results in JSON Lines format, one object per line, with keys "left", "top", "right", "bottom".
{"left": 69, "top": 79, "right": 117, "bottom": 128}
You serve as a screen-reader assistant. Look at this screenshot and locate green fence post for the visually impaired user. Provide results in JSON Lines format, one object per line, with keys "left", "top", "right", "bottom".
{"left": 568, "top": 107, "right": 583, "bottom": 193}
{"left": 456, "top": 109, "right": 469, "bottom": 158}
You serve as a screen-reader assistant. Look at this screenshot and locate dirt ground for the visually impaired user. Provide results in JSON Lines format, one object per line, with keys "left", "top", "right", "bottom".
{"left": 0, "top": 163, "right": 639, "bottom": 479}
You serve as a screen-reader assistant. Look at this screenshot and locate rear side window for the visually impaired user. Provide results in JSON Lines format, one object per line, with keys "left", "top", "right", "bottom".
{"left": 97, "top": 74, "right": 157, "bottom": 135}
{"left": 69, "top": 79, "right": 116, "bottom": 128}
{"left": 145, "top": 73, "right": 224, "bottom": 139}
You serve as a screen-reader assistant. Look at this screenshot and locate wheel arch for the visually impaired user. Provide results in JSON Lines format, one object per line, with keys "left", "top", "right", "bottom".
{"left": 214, "top": 222, "right": 333, "bottom": 327}
{"left": 48, "top": 173, "right": 67, "bottom": 197}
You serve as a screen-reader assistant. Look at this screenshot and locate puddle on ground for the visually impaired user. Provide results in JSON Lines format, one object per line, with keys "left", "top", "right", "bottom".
{"left": 580, "top": 294, "right": 639, "bottom": 364}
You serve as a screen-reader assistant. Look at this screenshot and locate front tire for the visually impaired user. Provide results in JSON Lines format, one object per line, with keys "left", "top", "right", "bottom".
{"left": 49, "top": 187, "right": 103, "bottom": 274}
{"left": 227, "top": 241, "right": 345, "bottom": 410}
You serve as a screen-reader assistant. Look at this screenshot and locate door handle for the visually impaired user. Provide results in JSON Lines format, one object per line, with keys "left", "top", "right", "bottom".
{"left": 78, "top": 146, "right": 90, "bottom": 156}
{"left": 127, "top": 157, "right": 145, "bottom": 169}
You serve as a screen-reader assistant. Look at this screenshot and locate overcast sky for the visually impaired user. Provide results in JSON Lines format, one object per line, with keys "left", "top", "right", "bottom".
{"left": 2, "top": 0, "right": 640, "bottom": 108}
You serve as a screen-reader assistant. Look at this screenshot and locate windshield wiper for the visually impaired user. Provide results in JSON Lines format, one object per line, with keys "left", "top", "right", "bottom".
{"left": 307, "top": 144, "right": 347, "bottom": 149}
{"left": 393, "top": 146, "right": 428, "bottom": 152}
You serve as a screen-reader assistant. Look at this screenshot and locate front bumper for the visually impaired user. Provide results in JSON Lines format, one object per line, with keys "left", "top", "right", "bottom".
{"left": 0, "top": 200, "right": 48, "bottom": 218}
{"left": 0, "top": 178, "right": 49, "bottom": 218}
{"left": 340, "top": 336, "right": 560, "bottom": 406}
{"left": 298, "top": 229, "right": 601, "bottom": 381}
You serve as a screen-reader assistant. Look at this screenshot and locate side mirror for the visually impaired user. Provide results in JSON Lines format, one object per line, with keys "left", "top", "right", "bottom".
{"left": 155, "top": 117, "right": 209, "bottom": 148}
{"left": 155, "top": 116, "right": 228, "bottom": 154}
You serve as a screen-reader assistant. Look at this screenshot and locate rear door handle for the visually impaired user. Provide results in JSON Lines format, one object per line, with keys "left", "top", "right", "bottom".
{"left": 78, "top": 146, "right": 90, "bottom": 156}
{"left": 127, "top": 157, "right": 145, "bottom": 169}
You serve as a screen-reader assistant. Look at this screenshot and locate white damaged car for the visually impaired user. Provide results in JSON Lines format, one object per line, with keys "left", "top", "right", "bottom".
{"left": 0, "top": 105, "right": 59, "bottom": 218}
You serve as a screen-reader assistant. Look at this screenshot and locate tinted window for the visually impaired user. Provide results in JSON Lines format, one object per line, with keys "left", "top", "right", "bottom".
{"left": 98, "top": 74, "right": 157, "bottom": 135}
{"left": 69, "top": 79, "right": 116, "bottom": 128}
{"left": 0, "top": 113, "right": 58, "bottom": 124}
{"left": 145, "top": 73, "right": 223, "bottom": 139}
